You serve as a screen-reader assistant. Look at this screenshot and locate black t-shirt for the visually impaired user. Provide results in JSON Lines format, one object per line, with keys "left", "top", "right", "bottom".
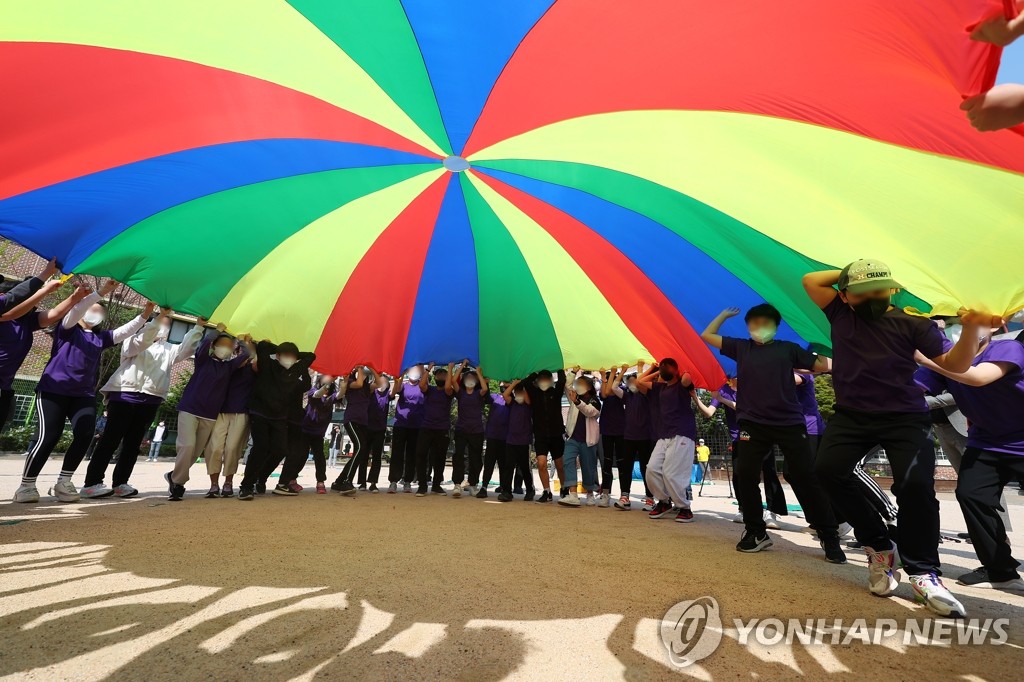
{"left": 720, "top": 336, "right": 817, "bottom": 426}
{"left": 823, "top": 295, "right": 945, "bottom": 413}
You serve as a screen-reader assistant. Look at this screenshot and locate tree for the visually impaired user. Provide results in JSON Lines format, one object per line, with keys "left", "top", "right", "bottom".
{"left": 814, "top": 373, "right": 836, "bottom": 421}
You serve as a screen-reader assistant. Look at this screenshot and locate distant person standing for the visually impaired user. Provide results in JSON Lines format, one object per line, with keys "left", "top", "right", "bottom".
{"left": 148, "top": 421, "right": 166, "bottom": 461}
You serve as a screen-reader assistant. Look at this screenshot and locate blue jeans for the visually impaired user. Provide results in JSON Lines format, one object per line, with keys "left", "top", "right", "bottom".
{"left": 563, "top": 439, "right": 598, "bottom": 493}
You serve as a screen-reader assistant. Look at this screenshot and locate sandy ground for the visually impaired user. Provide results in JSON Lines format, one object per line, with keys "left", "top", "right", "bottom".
{"left": 0, "top": 454, "right": 1023, "bottom": 681}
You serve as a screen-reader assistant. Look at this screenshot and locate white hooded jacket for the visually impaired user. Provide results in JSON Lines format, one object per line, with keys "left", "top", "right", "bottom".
{"left": 100, "top": 322, "right": 204, "bottom": 400}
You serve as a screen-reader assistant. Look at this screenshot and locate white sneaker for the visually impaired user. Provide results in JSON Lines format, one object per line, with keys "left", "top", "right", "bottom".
{"left": 910, "top": 573, "right": 966, "bottom": 618}
{"left": 461, "top": 480, "right": 471, "bottom": 491}
{"left": 837, "top": 522, "right": 854, "bottom": 538}
{"left": 732, "top": 511, "right": 745, "bottom": 523}
{"left": 585, "top": 492, "right": 597, "bottom": 506}
{"left": 598, "top": 492, "right": 610, "bottom": 507}
{"left": 113, "top": 484, "right": 138, "bottom": 498}
{"left": 451, "top": 485, "right": 462, "bottom": 498}
{"left": 468, "top": 485, "right": 479, "bottom": 497}
{"left": 865, "top": 544, "right": 901, "bottom": 597}
{"left": 764, "top": 510, "right": 781, "bottom": 529}
{"left": 13, "top": 484, "right": 39, "bottom": 503}
{"left": 51, "top": 480, "right": 80, "bottom": 503}
{"left": 81, "top": 483, "right": 114, "bottom": 499}
{"left": 642, "top": 498, "right": 655, "bottom": 512}
{"left": 559, "top": 490, "right": 581, "bottom": 507}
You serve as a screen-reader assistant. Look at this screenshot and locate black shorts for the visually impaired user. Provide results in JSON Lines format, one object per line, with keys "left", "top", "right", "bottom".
{"left": 533, "top": 433, "right": 565, "bottom": 459}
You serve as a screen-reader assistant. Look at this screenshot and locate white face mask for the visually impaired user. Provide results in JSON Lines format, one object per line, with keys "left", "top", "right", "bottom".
{"left": 538, "top": 381, "right": 553, "bottom": 391}
{"left": 82, "top": 311, "right": 105, "bottom": 327}
{"left": 514, "top": 395, "right": 526, "bottom": 404}
{"left": 278, "top": 356, "right": 296, "bottom": 369}
{"left": 627, "top": 384, "right": 639, "bottom": 393}
{"left": 464, "top": 379, "right": 477, "bottom": 389}
{"left": 213, "top": 345, "right": 233, "bottom": 360}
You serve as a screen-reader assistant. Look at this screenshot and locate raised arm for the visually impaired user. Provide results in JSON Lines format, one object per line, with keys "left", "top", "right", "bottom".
{"left": 36, "top": 285, "right": 89, "bottom": 327}
{"left": 801, "top": 270, "right": 841, "bottom": 309}
{"left": 62, "top": 291, "right": 101, "bottom": 329}
{"left": 692, "top": 391, "right": 716, "bottom": 418}
{"left": 111, "top": 301, "right": 156, "bottom": 345}
{"left": 419, "top": 363, "right": 432, "bottom": 392}
{"left": 444, "top": 362, "right": 456, "bottom": 395}
{"left": 502, "top": 379, "right": 519, "bottom": 404}
{"left": 349, "top": 366, "right": 366, "bottom": 390}
{"left": 121, "top": 303, "right": 161, "bottom": 358}
{"left": 916, "top": 354, "right": 1011, "bottom": 388}
{"left": 635, "top": 361, "right": 659, "bottom": 394}
{"left": 700, "top": 307, "right": 740, "bottom": 350}
{"left": 173, "top": 318, "right": 207, "bottom": 363}
{"left": 453, "top": 359, "right": 468, "bottom": 386}
{"left": 476, "top": 366, "right": 489, "bottom": 396}
{"left": 0, "top": 278, "right": 61, "bottom": 322}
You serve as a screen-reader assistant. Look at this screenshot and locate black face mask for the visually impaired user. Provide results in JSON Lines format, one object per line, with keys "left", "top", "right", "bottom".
{"left": 659, "top": 368, "right": 675, "bottom": 381}
{"left": 851, "top": 297, "right": 890, "bottom": 321}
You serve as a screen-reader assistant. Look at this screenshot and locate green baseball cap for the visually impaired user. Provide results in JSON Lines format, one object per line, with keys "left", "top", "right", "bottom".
{"left": 838, "top": 259, "right": 901, "bottom": 293}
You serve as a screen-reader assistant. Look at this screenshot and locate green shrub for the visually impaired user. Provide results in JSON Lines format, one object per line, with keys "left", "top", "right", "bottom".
{"left": 0, "top": 425, "right": 74, "bottom": 453}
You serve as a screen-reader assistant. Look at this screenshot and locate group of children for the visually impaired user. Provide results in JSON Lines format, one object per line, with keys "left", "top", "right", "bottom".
{"left": 2, "top": 257, "right": 1022, "bottom": 621}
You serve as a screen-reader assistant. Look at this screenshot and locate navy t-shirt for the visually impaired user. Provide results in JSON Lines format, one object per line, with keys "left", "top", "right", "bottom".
{"left": 421, "top": 385, "right": 454, "bottom": 431}
{"left": 455, "top": 388, "right": 486, "bottom": 434}
{"left": 651, "top": 381, "right": 696, "bottom": 440}
{"left": 343, "top": 383, "right": 372, "bottom": 426}
{"left": 824, "top": 296, "right": 946, "bottom": 413}
{"left": 600, "top": 391, "right": 625, "bottom": 436}
{"left": 622, "top": 389, "right": 651, "bottom": 441}
{"left": 506, "top": 401, "right": 533, "bottom": 446}
{"left": 720, "top": 336, "right": 818, "bottom": 426}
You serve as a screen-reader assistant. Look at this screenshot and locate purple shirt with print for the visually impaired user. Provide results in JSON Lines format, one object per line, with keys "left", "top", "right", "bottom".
{"left": 506, "top": 400, "right": 533, "bottom": 446}
{"left": 824, "top": 296, "right": 945, "bottom": 413}
{"left": 916, "top": 340, "right": 1024, "bottom": 455}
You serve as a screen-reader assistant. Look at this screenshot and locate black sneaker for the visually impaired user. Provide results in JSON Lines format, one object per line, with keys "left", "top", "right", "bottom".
{"left": 330, "top": 479, "right": 344, "bottom": 492}
{"left": 536, "top": 490, "right": 552, "bottom": 503}
{"left": 273, "top": 483, "right": 297, "bottom": 496}
{"left": 163, "top": 471, "right": 174, "bottom": 494}
{"left": 368, "top": 484, "right": 379, "bottom": 494}
{"left": 559, "top": 487, "right": 568, "bottom": 498}
{"left": 475, "top": 487, "right": 488, "bottom": 499}
{"left": 238, "top": 486, "right": 254, "bottom": 501}
{"left": 523, "top": 489, "right": 535, "bottom": 502}
{"left": 820, "top": 537, "right": 848, "bottom": 564}
{"left": 648, "top": 501, "right": 673, "bottom": 519}
{"left": 415, "top": 486, "right": 428, "bottom": 497}
{"left": 255, "top": 482, "right": 267, "bottom": 495}
{"left": 513, "top": 488, "right": 524, "bottom": 495}
{"left": 358, "top": 483, "right": 367, "bottom": 491}
{"left": 495, "top": 486, "right": 504, "bottom": 494}
{"left": 338, "top": 481, "right": 356, "bottom": 497}
{"left": 168, "top": 483, "right": 186, "bottom": 502}
{"left": 674, "top": 508, "right": 694, "bottom": 523}
{"left": 431, "top": 485, "right": 447, "bottom": 496}
{"left": 737, "top": 530, "right": 773, "bottom": 553}
{"left": 498, "top": 492, "right": 514, "bottom": 502}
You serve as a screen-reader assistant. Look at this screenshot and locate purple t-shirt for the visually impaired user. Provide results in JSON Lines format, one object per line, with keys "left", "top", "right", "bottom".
{"left": 720, "top": 336, "right": 817, "bottom": 426}
{"left": 37, "top": 324, "right": 116, "bottom": 398}
{"left": 108, "top": 391, "right": 163, "bottom": 406}
{"left": 600, "top": 390, "right": 625, "bottom": 436}
{"left": 176, "top": 337, "right": 249, "bottom": 420}
{"left": 394, "top": 382, "right": 425, "bottom": 429}
{"left": 0, "top": 312, "right": 41, "bottom": 390}
{"left": 455, "top": 388, "right": 486, "bottom": 434}
{"left": 421, "top": 385, "right": 454, "bottom": 431}
{"left": 710, "top": 383, "right": 739, "bottom": 441}
{"left": 302, "top": 388, "right": 338, "bottom": 435}
{"left": 795, "top": 374, "right": 825, "bottom": 436}
{"left": 651, "top": 381, "right": 696, "bottom": 440}
{"left": 368, "top": 388, "right": 390, "bottom": 431}
{"left": 622, "top": 389, "right": 652, "bottom": 441}
{"left": 343, "top": 383, "right": 372, "bottom": 426}
{"left": 221, "top": 365, "right": 256, "bottom": 414}
{"left": 824, "top": 296, "right": 945, "bottom": 413}
{"left": 485, "top": 393, "right": 510, "bottom": 440}
{"left": 916, "top": 341, "right": 1024, "bottom": 455}
{"left": 506, "top": 400, "right": 533, "bottom": 446}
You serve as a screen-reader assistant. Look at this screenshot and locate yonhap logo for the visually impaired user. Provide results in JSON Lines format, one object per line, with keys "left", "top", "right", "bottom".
{"left": 660, "top": 596, "right": 723, "bottom": 668}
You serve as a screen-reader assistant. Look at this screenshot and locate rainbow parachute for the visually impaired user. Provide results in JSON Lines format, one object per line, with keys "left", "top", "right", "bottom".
{"left": 2, "top": 1, "right": 1023, "bottom": 383}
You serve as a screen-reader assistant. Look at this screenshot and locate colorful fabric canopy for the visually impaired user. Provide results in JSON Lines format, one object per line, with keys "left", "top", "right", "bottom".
{"left": 2, "top": 1, "right": 1023, "bottom": 383}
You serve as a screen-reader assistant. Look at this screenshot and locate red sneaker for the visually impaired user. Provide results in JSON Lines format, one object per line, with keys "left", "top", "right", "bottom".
{"left": 289, "top": 479, "right": 303, "bottom": 492}
{"left": 316, "top": 482, "right": 326, "bottom": 495}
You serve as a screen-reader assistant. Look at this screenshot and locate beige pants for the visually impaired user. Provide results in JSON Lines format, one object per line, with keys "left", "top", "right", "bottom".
{"left": 171, "top": 411, "right": 216, "bottom": 485}
{"left": 205, "top": 412, "right": 250, "bottom": 476}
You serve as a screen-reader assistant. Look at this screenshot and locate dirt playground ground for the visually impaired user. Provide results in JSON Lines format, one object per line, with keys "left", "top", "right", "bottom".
{"left": 1, "top": 454, "right": 1022, "bottom": 681}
